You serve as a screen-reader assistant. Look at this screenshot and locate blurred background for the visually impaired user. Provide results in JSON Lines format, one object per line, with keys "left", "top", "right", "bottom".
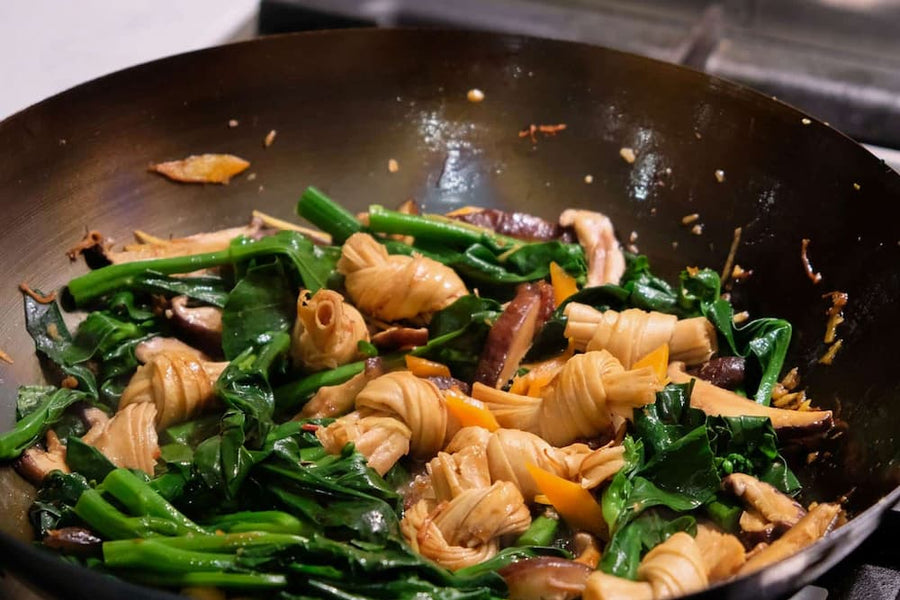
{"left": 2, "top": 0, "right": 899, "bottom": 171}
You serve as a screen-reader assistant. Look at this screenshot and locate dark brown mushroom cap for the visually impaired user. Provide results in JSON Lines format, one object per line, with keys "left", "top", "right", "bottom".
{"left": 499, "top": 557, "right": 592, "bottom": 600}
{"left": 450, "top": 208, "right": 575, "bottom": 242}
{"left": 168, "top": 295, "right": 223, "bottom": 357}
{"left": 689, "top": 356, "right": 746, "bottom": 390}
{"left": 738, "top": 509, "right": 778, "bottom": 545}
{"left": 371, "top": 327, "right": 429, "bottom": 352}
{"left": 473, "top": 281, "right": 554, "bottom": 388}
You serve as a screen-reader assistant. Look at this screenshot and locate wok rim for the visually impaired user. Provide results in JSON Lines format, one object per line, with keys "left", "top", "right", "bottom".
{"left": 0, "top": 27, "right": 897, "bottom": 599}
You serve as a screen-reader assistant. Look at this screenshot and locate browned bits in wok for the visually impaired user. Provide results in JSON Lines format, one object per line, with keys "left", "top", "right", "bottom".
{"left": 150, "top": 153, "right": 250, "bottom": 184}
{"left": 720, "top": 227, "right": 743, "bottom": 284}
{"left": 819, "top": 339, "right": 843, "bottom": 365}
{"left": 18, "top": 282, "right": 56, "bottom": 304}
{"left": 822, "top": 291, "right": 848, "bottom": 344}
{"left": 519, "top": 123, "right": 567, "bottom": 143}
{"left": 801, "top": 238, "right": 823, "bottom": 284}
{"left": 66, "top": 230, "right": 106, "bottom": 261}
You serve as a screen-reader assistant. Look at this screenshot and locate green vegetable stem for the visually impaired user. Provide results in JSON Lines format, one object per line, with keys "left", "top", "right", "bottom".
{"left": 67, "top": 231, "right": 330, "bottom": 306}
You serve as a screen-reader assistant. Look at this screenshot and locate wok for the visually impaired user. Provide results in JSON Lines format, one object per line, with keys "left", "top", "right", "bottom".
{"left": 0, "top": 28, "right": 899, "bottom": 600}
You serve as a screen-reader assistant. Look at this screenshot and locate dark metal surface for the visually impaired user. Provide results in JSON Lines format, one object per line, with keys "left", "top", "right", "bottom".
{"left": 0, "top": 28, "right": 899, "bottom": 599}
{"left": 262, "top": 0, "right": 900, "bottom": 150}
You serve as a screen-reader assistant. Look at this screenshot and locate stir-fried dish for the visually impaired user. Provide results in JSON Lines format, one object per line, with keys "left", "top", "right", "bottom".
{"left": 0, "top": 187, "right": 840, "bottom": 599}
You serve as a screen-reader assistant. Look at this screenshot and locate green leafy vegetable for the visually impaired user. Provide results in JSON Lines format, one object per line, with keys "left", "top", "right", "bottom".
{"left": 417, "top": 295, "right": 502, "bottom": 382}
{"left": 131, "top": 273, "right": 230, "bottom": 308}
{"left": 65, "top": 437, "right": 117, "bottom": 483}
{"left": 600, "top": 382, "right": 799, "bottom": 577}
{"left": 0, "top": 387, "right": 92, "bottom": 460}
{"left": 599, "top": 511, "right": 697, "bottom": 580}
{"left": 221, "top": 263, "right": 295, "bottom": 360}
{"left": 23, "top": 295, "right": 98, "bottom": 396}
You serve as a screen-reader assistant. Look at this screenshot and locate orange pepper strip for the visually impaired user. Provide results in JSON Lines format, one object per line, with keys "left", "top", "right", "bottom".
{"left": 632, "top": 343, "right": 670, "bottom": 384}
{"left": 508, "top": 354, "right": 569, "bottom": 396}
{"left": 405, "top": 355, "right": 452, "bottom": 378}
{"left": 526, "top": 371, "right": 559, "bottom": 398}
{"left": 549, "top": 261, "right": 579, "bottom": 306}
{"left": 525, "top": 463, "right": 607, "bottom": 536}
{"left": 443, "top": 389, "right": 501, "bottom": 432}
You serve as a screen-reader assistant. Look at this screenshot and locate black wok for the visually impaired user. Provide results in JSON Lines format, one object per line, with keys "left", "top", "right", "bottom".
{"left": 0, "top": 29, "right": 898, "bottom": 600}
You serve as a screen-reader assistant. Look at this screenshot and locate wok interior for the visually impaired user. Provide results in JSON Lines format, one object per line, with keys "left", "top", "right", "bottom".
{"left": 0, "top": 27, "right": 898, "bottom": 556}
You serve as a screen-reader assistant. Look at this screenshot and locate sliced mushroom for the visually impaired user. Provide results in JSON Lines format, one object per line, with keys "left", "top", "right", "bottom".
{"left": 558, "top": 209, "right": 625, "bottom": 286}
{"left": 689, "top": 356, "right": 746, "bottom": 390}
{"left": 738, "top": 503, "right": 841, "bottom": 575}
{"left": 448, "top": 207, "right": 573, "bottom": 242}
{"left": 16, "top": 431, "right": 69, "bottom": 484}
{"left": 668, "top": 362, "right": 833, "bottom": 437}
{"left": 473, "top": 281, "right": 553, "bottom": 388}
{"left": 113, "top": 220, "right": 265, "bottom": 265}
{"left": 43, "top": 527, "right": 103, "bottom": 556}
{"left": 371, "top": 327, "right": 429, "bottom": 352}
{"left": 739, "top": 509, "right": 777, "bottom": 545}
{"left": 500, "top": 557, "right": 592, "bottom": 600}
{"left": 694, "top": 522, "right": 746, "bottom": 582}
{"left": 573, "top": 532, "right": 602, "bottom": 569}
{"left": 168, "top": 296, "right": 223, "bottom": 356}
{"left": 723, "top": 473, "right": 806, "bottom": 533}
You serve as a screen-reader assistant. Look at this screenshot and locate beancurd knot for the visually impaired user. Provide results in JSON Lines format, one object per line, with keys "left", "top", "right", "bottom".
{"left": 337, "top": 232, "right": 467, "bottom": 322}
{"left": 119, "top": 350, "right": 225, "bottom": 429}
{"left": 475, "top": 350, "right": 660, "bottom": 446}
{"left": 82, "top": 403, "right": 160, "bottom": 475}
{"left": 400, "top": 481, "right": 531, "bottom": 571}
{"left": 564, "top": 304, "right": 717, "bottom": 368}
{"left": 430, "top": 426, "right": 627, "bottom": 501}
{"left": 583, "top": 532, "right": 708, "bottom": 600}
{"left": 291, "top": 288, "right": 369, "bottom": 370}
{"left": 317, "top": 371, "right": 456, "bottom": 474}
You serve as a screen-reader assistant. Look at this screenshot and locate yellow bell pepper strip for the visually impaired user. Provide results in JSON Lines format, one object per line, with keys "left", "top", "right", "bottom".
{"left": 632, "top": 343, "right": 669, "bottom": 384}
{"left": 549, "top": 261, "right": 579, "bottom": 306}
{"left": 443, "top": 389, "right": 501, "bottom": 432}
{"left": 525, "top": 463, "right": 607, "bottom": 537}
{"left": 405, "top": 355, "right": 452, "bottom": 378}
